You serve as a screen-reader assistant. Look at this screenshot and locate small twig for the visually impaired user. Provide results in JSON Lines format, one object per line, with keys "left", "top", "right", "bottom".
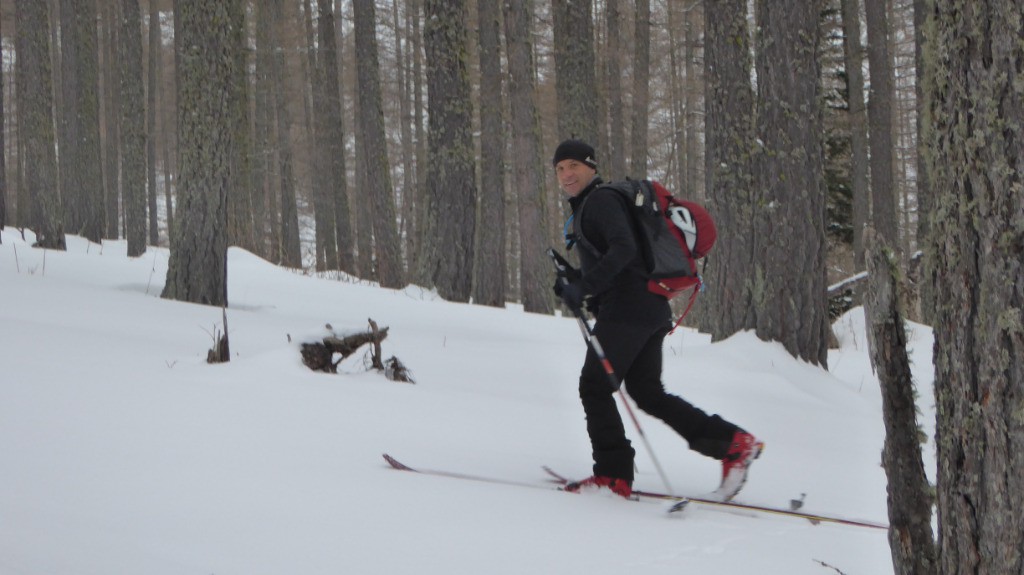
{"left": 813, "top": 559, "right": 849, "bottom": 575}
{"left": 13, "top": 244, "right": 19, "bottom": 273}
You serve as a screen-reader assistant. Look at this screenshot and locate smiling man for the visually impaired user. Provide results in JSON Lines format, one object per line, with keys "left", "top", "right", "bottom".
{"left": 551, "top": 138, "right": 762, "bottom": 502}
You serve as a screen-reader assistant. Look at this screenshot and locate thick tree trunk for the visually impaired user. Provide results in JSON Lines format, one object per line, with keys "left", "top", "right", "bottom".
{"left": 551, "top": 0, "right": 597, "bottom": 144}
{"left": 927, "top": 2, "right": 1024, "bottom": 573}
{"left": 473, "top": 0, "right": 507, "bottom": 307}
{"left": 422, "top": 0, "right": 476, "bottom": 301}
{"left": 703, "top": 0, "right": 755, "bottom": 338}
{"left": 59, "top": 0, "right": 104, "bottom": 244}
{"left": 162, "top": 0, "right": 240, "bottom": 307}
{"left": 318, "top": 0, "right": 352, "bottom": 274}
{"left": 15, "top": 0, "right": 65, "bottom": 250}
{"left": 751, "top": 0, "right": 829, "bottom": 367}
{"left": 863, "top": 228, "right": 936, "bottom": 575}
{"left": 354, "top": 0, "right": 405, "bottom": 289}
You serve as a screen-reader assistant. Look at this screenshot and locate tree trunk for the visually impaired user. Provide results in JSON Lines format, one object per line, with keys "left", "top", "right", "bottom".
{"left": 551, "top": 0, "right": 597, "bottom": 144}
{"left": 629, "top": 0, "right": 651, "bottom": 177}
{"left": 270, "top": 0, "right": 302, "bottom": 269}
{"left": 913, "top": 0, "right": 934, "bottom": 324}
{"left": 226, "top": 3, "right": 256, "bottom": 256}
{"left": 864, "top": 0, "right": 899, "bottom": 255}
{"left": 504, "top": 0, "right": 552, "bottom": 314}
{"left": 751, "top": 0, "right": 829, "bottom": 367}
{"left": 0, "top": 32, "right": 6, "bottom": 234}
{"left": 59, "top": 0, "right": 104, "bottom": 244}
{"left": 862, "top": 227, "right": 936, "bottom": 575}
{"left": 420, "top": 0, "right": 477, "bottom": 301}
{"left": 162, "top": 0, "right": 241, "bottom": 307}
{"left": 120, "top": 0, "right": 147, "bottom": 257}
{"left": 15, "top": 0, "right": 65, "bottom": 250}
{"left": 146, "top": 0, "right": 161, "bottom": 246}
{"left": 927, "top": 2, "right": 1024, "bottom": 573}
{"left": 318, "top": 0, "right": 353, "bottom": 274}
{"left": 354, "top": 0, "right": 406, "bottom": 289}
{"left": 841, "top": 0, "right": 870, "bottom": 271}
{"left": 703, "top": 0, "right": 755, "bottom": 338}
{"left": 473, "top": 0, "right": 507, "bottom": 307}
{"left": 604, "top": 0, "right": 626, "bottom": 181}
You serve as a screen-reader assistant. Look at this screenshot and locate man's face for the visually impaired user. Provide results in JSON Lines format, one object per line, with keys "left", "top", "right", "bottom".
{"left": 555, "top": 159, "right": 597, "bottom": 197}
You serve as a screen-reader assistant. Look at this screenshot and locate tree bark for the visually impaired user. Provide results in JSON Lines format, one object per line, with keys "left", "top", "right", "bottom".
{"left": 146, "top": 0, "right": 161, "bottom": 246}
{"left": 604, "top": 0, "right": 626, "bottom": 181}
{"left": 270, "top": 0, "right": 302, "bottom": 269}
{"left": 504, "top": 0, "right": 552, "bottom": 314}
{"left": 161, "top": 0, "right": 241, "bottom": 307}
{"left": 629, "top": 0, "right": 651, "bottom": 177}
{"left": 354, "top": 0, "right": 406, "bottom": 289}
{"left": 551, "top": 0, "right": 597, "bottom": 144}
{"left": 841, "top": 0, "right": 870, "bottom": 271}
{"left": 703, "top": 0, "right": 755, "bottom": 338}
{"left": 751, "top": 0, "right": 829, "bottom": 367}
{"left": 120, "top": 0, "right": 147, "bottom": 257}
{"left": 863, "top": 228, "right": 936, "bottom": 575}
{"left": 318, "top": 0, "right": 352, "bottom": 273}
{"left": 422, "top": 0, "right": 477, "bottom": 301}
{"left": 474, "top": 0, "right": 507, "bottom": 307}
{"left": 927, "top": 1, "right": 1024, "bottom": 573}
{"left": 15, "top": 0, "right": 65, "bottom": 250}
{"left": 864, "top": 0, "right": 899, "bottom": 255}
{"left": 59, "top": 0, "right": 105, "bottom": 244}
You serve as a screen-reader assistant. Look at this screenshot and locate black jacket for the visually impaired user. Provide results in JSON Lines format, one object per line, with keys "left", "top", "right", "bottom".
{"left": 568, "top": 178, "right": 671, "bottom": 326}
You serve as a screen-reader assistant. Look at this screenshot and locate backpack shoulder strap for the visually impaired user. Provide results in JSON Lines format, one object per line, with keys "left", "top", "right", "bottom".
{"left": 572, "top": 181, "right": 638, "bottom": 256}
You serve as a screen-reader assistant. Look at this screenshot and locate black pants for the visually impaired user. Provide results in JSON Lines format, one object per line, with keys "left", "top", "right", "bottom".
{"left": 579, "top": 321, "right": 739, "bottom": 482}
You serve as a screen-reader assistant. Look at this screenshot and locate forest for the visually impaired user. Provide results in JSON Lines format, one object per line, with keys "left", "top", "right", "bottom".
{"left": 1, "top": 2, "right": 1022, "bottom": 573}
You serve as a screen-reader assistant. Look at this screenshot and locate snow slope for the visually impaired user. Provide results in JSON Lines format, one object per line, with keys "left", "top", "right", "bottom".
{"left": 0, "top": 229, "right": 934, "bottom": 574}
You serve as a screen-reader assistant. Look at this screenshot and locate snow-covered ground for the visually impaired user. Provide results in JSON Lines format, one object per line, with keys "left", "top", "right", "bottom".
{"left": 0, "top": 229, "right": 935, "bottom": 574}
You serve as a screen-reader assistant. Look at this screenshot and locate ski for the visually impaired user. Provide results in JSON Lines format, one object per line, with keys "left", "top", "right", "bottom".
{"left": 384, "top": 453, "right": 562, "bottom": 494}
{"left": 543, "top": 465, "right": 888, "bottom": 530}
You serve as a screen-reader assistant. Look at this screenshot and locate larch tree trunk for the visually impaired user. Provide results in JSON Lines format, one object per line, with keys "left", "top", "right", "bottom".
{"left": 551, "top": 0, "right": 597, "bottom": 144}
{"left": 162, "top": 0, "right": 241, "bottom": 307}
{"left": 926, "top": 1, "right": 1024, "bottom": 573}
{"left": 703, "top": 0, "right": 755, "bottom": 338}
{"left": 841, "top": 0, "right": 871, "bottom": 271}
{"left": 862, "top": 227, "right": 936, "bottom": 575}
{"left": 120, "top": 0, "right": 147, "bottom": 257}
{"left": 270, "top": 0, "right": 302, "bottom": 269}
{"left": 864, "top": 0, "right": 899, "bottom": 255}
{"left": 59, "top": 0, "right": 104, "bottom": 243}
{"left": 629, "top": 0, "right": 651, "bottom": 178}
{"left": 146, "top": 0, "right": 161, "bottom": 246}
{"left": 473, "top": 0, "right": 507, "bottom": 308}
{"left": 354, "top": 0, "right": 406, "bottom": 289}
{"left": 15, "top": 0, "right": 65, "bottom": 250}
{"left": 604, "top": 0, "right": 626, "bottom": 181}
{"left": 318, "top": 0, "right": 352, "bottom": 274}
{"left": 421, "top": 0, "right": 477, "bottom": 301}
{"left": 751, "top": 0, "right": 829, "bottom": 367}
{"left": 504, "top": 0, "right": 552, "bottom": 314}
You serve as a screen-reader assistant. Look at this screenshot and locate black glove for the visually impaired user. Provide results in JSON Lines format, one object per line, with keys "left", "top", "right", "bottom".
{"left": 553, "top": 278, "right": 585, "bottom": 313}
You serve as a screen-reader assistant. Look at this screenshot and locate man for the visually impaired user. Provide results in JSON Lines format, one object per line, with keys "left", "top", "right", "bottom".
{"left": 552, "top": 138, "right": 762, "bottom": 501}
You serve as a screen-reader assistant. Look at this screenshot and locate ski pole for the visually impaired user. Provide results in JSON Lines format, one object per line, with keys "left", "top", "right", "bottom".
{"left": 548, "top": 249, "right": 675, "bottom": 496}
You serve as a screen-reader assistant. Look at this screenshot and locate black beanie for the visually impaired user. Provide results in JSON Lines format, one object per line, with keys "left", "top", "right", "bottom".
{"left": 552, "top": 139, "right": 597, "bottom": 169}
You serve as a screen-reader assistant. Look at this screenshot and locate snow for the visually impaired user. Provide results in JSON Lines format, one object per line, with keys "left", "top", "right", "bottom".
{"left": 0, "top": 229, "right": 935, "bottom": 575}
